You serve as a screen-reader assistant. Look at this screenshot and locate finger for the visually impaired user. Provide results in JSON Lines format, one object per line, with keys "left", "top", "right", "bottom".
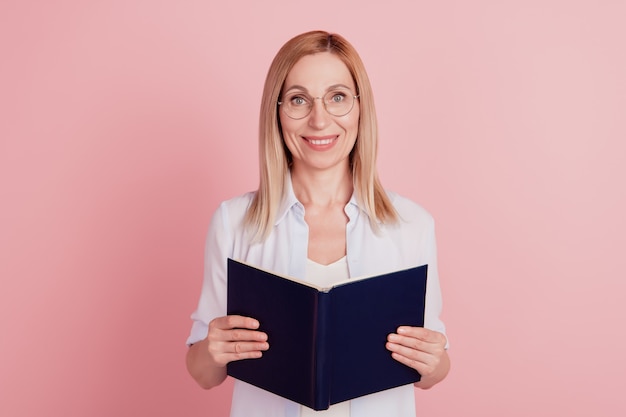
{"left": 387, "top": 332, "right": 446, "bottom": 377}
{"left": 226, "top": 341, "right": 269, "bottom": 362}
{"left": 207, "top": 328, "right": 268, "bottom": 360}
{"left": 388, "top": 333, "right": 446, "bottom": 360}
{"left": 387, "top": 333, "right": 430, "bottom": 353}
{"left": 386, "top": 340, "right": 428, "bottom": 363}
{"left": 214, "top": 349, "right": 264, "bottom": 365}
{"left": 389, "top": 349, "right": 429, "bottom": 374}
{"left": 228, "top": 328, "right": 268, "bottom": 343}
{"left": 387, "top": 340, "right": 441, "bottom": 375}
{"left": 211, "top": 315, "right": 260, "bottom": 331}
{"left": 209, "top": 340, "right": 269, "bottom": 366}
{"left": 390, "top": 346, "right": 443, "bottom": 378}
{"left": 397, "top": 327, "right": 447, "bottom": 345}
{"left": 231, "top": 341, "right": 269, "bottom": 354}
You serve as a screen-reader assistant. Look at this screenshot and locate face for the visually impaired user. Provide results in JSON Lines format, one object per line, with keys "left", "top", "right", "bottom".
{"left": 279, "top": 52, "right": 360, "bottom": 173}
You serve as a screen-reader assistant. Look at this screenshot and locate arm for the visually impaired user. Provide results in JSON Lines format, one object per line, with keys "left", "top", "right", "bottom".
{"left": 386, "top": 326, "right": 450, "bottom": 389}
{"left": 186, "top": 337, "right": 227, "bottom": 389}
{"left": 187, "top": 200, "right": 269, "bottom": 389}
{"left": 186, "top": 315, "right": 269, "bottom": 389}
{"left": 388, "top": 209, "right": 450, "bottom": 389}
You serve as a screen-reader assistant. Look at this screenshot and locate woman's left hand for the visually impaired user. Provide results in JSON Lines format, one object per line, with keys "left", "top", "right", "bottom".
{"left": 386, "top": 326, "right": 450, "bottom": 389}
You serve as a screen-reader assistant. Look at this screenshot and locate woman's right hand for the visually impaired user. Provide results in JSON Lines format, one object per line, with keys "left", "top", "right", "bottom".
{"left": 187, "top": 315, "right": 268, "bottom": 389}
{"left": 207, "top": 315, "right": 269, "bottom": 367}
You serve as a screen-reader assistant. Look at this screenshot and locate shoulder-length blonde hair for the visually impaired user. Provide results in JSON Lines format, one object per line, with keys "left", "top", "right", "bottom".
{"left": 245, "top": 30, "right": 398, "bottom": 241}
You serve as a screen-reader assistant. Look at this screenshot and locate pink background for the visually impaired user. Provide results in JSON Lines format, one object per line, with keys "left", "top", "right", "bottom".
{"left": 1, "top": 1, "right": 625, "bottom": 416}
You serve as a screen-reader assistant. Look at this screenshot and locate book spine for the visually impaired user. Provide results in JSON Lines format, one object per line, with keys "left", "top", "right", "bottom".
{"left": 313, "top": 291, "right": 332, "bottom": 411}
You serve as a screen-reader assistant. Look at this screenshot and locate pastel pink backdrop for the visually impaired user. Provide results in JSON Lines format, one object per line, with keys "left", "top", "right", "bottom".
{"left": 1, "top": 1, "right": 624, "bottom": 416}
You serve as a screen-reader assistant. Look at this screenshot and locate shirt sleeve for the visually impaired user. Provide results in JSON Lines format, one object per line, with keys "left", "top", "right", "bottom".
{"left": 186, "top": 202, "right": 233, "bottom": 346}
{"left": 423, "top": 220, "right": 449, "bottom": 349}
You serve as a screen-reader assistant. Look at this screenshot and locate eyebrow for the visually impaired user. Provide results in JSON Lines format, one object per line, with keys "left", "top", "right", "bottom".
{"left": 283, "top": 83, "right": 354, "bottom": 94}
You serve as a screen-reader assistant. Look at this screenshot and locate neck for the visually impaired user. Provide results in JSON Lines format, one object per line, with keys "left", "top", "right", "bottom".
{"left": 290, "top": 163, "right": 353, "bottom": 207}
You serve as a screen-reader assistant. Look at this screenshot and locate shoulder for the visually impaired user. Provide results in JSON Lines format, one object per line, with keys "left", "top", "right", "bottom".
{"left": 209, "top": 191, "right": 256, "bottom": 230}
{"left": 386, "top": 190, "right": 435, "bottom": 228}
{"left": 218, "top": 191, "right": 255, "bottom": 215}
{"left": 382, "top": 191, "right": 438, "bottom": 262}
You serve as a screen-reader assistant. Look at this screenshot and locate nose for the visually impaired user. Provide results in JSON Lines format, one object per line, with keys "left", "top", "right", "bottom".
{"left": 307, "top": 98, "right": 331, "bottom": 130}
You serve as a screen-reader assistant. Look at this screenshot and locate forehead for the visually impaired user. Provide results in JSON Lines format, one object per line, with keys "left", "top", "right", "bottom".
{"left": 283, "top": 52, "right": 355, "bottom": 92}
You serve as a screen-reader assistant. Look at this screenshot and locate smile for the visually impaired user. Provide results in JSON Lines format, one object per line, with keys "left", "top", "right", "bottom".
{"left": 303, "top": 135, "right": 338, "bottom": 146}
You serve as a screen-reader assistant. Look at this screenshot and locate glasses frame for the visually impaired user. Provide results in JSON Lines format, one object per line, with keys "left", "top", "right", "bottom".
{"left": 278, "top": 90, "right": 360, "bottom": 120}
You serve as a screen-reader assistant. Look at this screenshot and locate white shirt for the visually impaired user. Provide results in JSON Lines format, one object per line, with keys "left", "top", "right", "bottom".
{"left": 187, "top": 176, "right": 447, "bottom": 417}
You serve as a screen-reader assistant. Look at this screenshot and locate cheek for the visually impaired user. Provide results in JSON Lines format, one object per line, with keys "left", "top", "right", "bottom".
{"left": 350, "top": 105, "right": 360, "bottom": 127}
{"left": 279, "top": 120, "right": 299, "bottom": 155}
{"left": 279, "top": 115, "right": 298, "bottom": 139}
{"left": 346, "top": 112, "right": 360, "bottom": 137}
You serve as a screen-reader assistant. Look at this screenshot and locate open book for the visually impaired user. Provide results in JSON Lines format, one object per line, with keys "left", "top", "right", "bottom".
{"left": 226, "top": 258, "right": 428, "bottom": 411}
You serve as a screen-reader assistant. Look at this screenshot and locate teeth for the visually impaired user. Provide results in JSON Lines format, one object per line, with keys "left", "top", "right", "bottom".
{"left": 309, "top": 138, "right": 334, "bottom": 145}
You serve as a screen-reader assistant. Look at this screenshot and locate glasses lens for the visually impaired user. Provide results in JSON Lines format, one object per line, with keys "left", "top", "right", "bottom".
{"left": 323, "top": 90, "right": 355, "bottom": 117}
{"left": 280, "top": 89, "right": 357, "bottom": 119}
{"left": 281, "top": 93, "right": 310, "bottom": 119}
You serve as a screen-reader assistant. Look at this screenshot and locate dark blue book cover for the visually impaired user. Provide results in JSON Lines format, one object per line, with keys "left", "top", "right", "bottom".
{"left": 226, "top": 258, "right": 428, "bottom": 411}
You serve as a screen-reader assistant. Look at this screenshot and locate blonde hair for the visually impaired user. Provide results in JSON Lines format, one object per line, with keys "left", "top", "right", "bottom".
{"left": 245, "top": 31, "right": 398, "bottom": 241}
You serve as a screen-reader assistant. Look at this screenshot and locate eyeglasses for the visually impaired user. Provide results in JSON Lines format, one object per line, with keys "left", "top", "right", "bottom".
{"left": 278, "top": 89, "right": 359, "bottom": 120}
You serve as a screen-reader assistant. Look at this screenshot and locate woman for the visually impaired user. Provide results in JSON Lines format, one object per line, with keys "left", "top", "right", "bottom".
{"left": 186, "top": 31, "right": 450, "bottom": 417}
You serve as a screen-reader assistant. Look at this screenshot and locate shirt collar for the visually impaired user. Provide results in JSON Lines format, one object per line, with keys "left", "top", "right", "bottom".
{"left": 274, "top": 173, "right": 300, "bottom": 226}
{"left": 274, "top": 172, "right": 364, "bottom": 226}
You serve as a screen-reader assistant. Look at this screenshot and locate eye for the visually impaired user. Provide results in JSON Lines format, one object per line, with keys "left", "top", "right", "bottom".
{"left": 289, "top": 95, "right": 309, "bottom": 106}
{"left": 329, "top": 92, "right": 347, "bottom": 103}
